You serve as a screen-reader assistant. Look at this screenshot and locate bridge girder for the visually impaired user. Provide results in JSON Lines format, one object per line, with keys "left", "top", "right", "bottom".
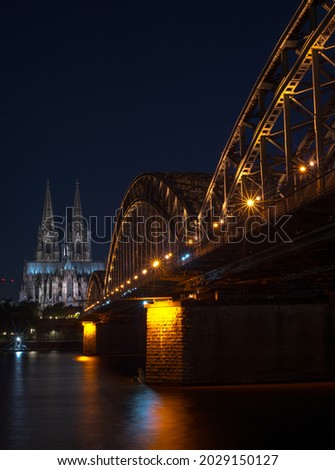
{"left": 200, "top": 0, "right": 335, "bottom": 233}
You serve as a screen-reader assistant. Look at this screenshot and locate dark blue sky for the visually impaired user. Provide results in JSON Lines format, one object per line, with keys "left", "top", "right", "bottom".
{"left": 1, "top": 0, "right": 298, "bottom": 299}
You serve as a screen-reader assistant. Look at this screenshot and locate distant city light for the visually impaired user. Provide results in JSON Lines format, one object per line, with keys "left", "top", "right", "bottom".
{"left": 299, "top": 165, "right": 307, "bottom": 173}
{"left": 152, "top": 260, "right": 160, "bottom": 268}
{"left": 142, "top": 269, "right": 148, "bottom": 275}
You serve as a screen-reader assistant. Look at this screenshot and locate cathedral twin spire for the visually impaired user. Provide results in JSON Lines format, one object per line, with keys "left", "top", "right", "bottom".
{"left": 21, "top": 181, "right": 104, "bottom": 307}
{"left": 36, "top": 181, "right": 91, "bottom": 263}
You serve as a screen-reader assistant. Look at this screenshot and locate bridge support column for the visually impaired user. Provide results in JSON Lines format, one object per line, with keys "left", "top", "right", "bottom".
{"left": 145, "top": 300, "right": 189, "bottom": 384}
{"left": 82, "top": 321, "right": 97, "bottom": 355}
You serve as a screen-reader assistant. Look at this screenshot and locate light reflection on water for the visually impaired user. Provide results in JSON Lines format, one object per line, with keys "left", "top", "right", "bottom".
{"left": 0, "top": 352, "right": 335, "bottom": 449}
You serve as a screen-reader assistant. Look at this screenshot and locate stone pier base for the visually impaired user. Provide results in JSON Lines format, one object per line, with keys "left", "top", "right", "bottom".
{"left": 145, "top": 300, "right": 185, "bottom": 384}
{"left": 82, "top": 321, "right": 97, "bottom": 355}
{"left": 145, "top": 300, "right": 335, "bottom": 385}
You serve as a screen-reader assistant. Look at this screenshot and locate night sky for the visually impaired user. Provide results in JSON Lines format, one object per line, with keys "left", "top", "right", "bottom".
{"left": 1, "top": 0, "right": 298, "bottom": 299}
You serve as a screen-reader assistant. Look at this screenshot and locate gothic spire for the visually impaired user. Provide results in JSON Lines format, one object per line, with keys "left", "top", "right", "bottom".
{"left": 36, "top": 180, "right": 59, "bottom": 261}
{"left": 70, "top": 179, "right": 91, "bottom": 262}
{"left": 41, "top": 180, "right": 54, "bottom": 229}
{"left": 73, "top": 179, "right": 82, "bottom": 219}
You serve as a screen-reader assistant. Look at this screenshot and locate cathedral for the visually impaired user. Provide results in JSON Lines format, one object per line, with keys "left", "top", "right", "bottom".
{"left": 19, "top": 181, "right": 105, "bottom": 310}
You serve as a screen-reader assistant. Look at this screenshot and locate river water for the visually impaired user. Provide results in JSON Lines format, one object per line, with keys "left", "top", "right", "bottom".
{"left": 0, "top": 351, "right": 334, "bottom": 450}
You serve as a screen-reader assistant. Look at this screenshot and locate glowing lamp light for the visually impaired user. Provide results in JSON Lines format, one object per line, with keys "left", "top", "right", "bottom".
{"left": 142, "top": 269, "right": 148, "bottom": 275}
{"left": 299, "top": 165, "right": 307, "bottom": 173}
{"left": 120, "top": 284, "right": 124, "bottom": 289}
{"left": 256, "top": 196, "right": 261, "bottom": 201}
{"left": 165, "top": 254, "right": 170, "bottom": 259}
{"left": 213, "top": 222, "right": 219, "bottom": 228}
{"left": 246, "top": 199, "right": 254, "bottom": 207}
{"left": 187, "top": 239, "right": 194, "bottom": 245}
{"left": 309, "top": 161, "right": 315, "bottom": 167}
{"left": 16, "top": 337, "right": 21, "bottom": 342}
{"left": 115, "top": 287, "right": 119, "bottom": 292}
{"left": 127, "top": 280, "right": 131, "bottom": 284}
{"left": 134, "top": 275, "right": 138, "bottom": 280}
{"left": 152, "top": 260, "right": 160, "bottom": 268}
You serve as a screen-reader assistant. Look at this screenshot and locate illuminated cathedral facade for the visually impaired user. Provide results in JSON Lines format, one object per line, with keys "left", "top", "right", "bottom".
{"left": 19, "top": 181, "right": 105, "bottom": 310}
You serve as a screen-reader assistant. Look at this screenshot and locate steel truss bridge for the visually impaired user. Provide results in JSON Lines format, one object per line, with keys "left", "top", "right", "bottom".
{"left": 87, "top": 0, "right": 335, "bottom": 309}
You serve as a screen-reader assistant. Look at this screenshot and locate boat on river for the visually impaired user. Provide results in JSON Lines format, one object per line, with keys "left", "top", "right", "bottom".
{"left": 2, "top": 337, "right": 28, "bottom": 352}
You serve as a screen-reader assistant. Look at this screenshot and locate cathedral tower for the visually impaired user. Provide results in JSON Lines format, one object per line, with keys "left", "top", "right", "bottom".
{"left": 64, "top": 181, "right": 91, "bottom": 262}
{"left": 36, "top": 181, "right": 60, "bottom": 262}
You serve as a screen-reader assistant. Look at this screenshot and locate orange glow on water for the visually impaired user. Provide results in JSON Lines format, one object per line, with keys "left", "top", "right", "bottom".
{"left": 75, "top": 355, "right": 94, "bottom": 362}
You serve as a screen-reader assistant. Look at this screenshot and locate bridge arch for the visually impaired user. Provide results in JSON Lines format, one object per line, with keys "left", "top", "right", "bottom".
{"left": 104, "top": 172, "right": 211, "bottom": 296}
{"left": 86, "top": 270, "right": 105, "bottom": 308}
